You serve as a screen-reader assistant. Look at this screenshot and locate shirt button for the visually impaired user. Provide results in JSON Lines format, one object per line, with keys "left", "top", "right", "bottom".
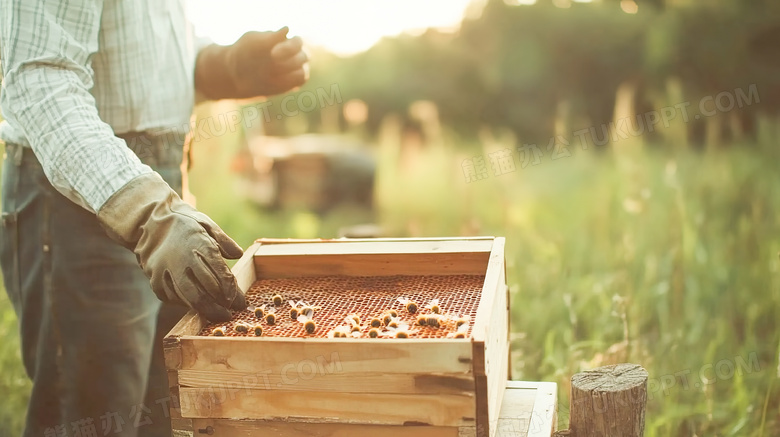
{"left": 43, "top": 244, "right": 50, "bottom": 253}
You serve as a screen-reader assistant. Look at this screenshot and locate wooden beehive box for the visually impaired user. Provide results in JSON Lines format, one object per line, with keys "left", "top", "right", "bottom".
{"left": 164, "top": 237, "right": 510, "bottom": 437}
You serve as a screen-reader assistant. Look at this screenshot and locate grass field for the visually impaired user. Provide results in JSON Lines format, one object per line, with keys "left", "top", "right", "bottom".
{"left": 1, "top": 109, "right": 779, "bottom": 436}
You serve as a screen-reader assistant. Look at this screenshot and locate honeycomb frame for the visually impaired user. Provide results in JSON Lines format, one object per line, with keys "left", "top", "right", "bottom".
{"left": 198, "top": 274, "right": 484, "bottom": 339}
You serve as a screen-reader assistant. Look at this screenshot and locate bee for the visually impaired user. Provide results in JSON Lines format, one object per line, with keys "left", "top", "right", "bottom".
{"left": 328, "top": 326, "right": 352, "bottom": 338}
{"left": 297, "top": 314, "right": 317, "bottom": 334}
{"left": 272, "top": 294, "right": 283, "bottom": 306}
{"left": 426, "top": 314, "right": 442, "bottom": 328}
{"left": 289, "top": 300, "right": 319, "bottom": 320}
{"left": 346, "top": 314, "right": 361, "bottom": 326}
{"left": 382, "top": 323, "right": 416, "bottom": 339}
{"left": 387, "top": 317, "right": 401, "bottom": 329}
{"left": 234, "top": 322, "right": 251, "bottom": 334}
{"left": 447, "top": 322, "right": 470, "bottom": 339}
{"left": 253, "top": 324, "right": 264, "bottom": 337}
{"left": 301, "top": 305, "right": 320, "bottom": 319}
{"left": 211, "top": 326, "right": 226, "bottom": 336}
{"left": 344, "top": 316, "right": 362, "bottom": 332}
{"left": 381, "top": 309, "right": 400, "bottom": 326}
{"left": 368, "top": 328, "right": 380, "bottom": 338}
{"left": 248, "top": 304, "right": 266, "bottom": 319}
{"left": 382, "top": 313, "right": 393, "bottom": 326}
{"left": 397, "top": 297, "right": 418, "bottom": 314}
{"left": 288, "top": 300, "right": 302, "bottom": 320}
{"left": 425, "top": 299, "right": 442, "bottom": 314}
{"left": 415, "top": 314, "right": 427, "bottom": 326}
{"left": 454, "top": 315, "right": 471, "bottom": 329}
{"left": 369, "top": 317, "right": 382, "bottom": 328}
{"left": 265, "top": 308, "right": 277, "bottom": 325}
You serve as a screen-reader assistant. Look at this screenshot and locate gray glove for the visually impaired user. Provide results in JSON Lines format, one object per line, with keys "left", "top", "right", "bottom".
{"left": 97, "top": 172, "right": 247, "bottom": 322}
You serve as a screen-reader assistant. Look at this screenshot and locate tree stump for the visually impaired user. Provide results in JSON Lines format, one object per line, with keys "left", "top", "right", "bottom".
{"left": 568, "top": 363, "right": 648, "bottom": 437}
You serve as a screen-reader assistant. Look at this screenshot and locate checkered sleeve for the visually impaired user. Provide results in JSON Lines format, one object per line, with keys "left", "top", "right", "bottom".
{"left": 0, "top": 0, "right": 153, "bottom": 213}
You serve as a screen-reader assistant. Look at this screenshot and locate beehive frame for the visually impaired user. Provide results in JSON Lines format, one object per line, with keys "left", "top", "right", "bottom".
{"left": 164, "top": 237, "right": 509, "bottom": 437}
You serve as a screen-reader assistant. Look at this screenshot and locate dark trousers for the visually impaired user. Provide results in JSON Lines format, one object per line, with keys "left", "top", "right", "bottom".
{"left": 0, "top": 134, "right": 189, "bottom": 437}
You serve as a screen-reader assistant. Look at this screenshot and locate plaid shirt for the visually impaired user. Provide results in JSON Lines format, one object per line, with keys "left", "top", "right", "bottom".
{"left": 0, "top": 0, "right": 203, "bottom": 212}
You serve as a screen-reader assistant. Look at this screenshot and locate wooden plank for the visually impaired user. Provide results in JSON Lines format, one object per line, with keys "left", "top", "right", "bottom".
{"left": 164, "top": 312, "right": 204, "bottom": 370}
{"left": 168, "top": 369, "right": 184, "bottom": 420}
{"left": 254, "top": 236, "right": 496, "bottom": 245}
{"left": 495, "top": 382, "right": 538, "bottom": 437}
{"left": 526, "top": 382, "right": 557, "bottom": 437}
{"left": 254, "top": 253, "right": 490, "bottom": 278}
{"left": 190, "top": 418, "right": 462, "bottom": 437}
{"left": 171, "top": 418, "right": 193, "bottom": 437}
{"left": 172, "top": 336, "right": 474, "bottom": 375}
{"left": 474, "top": 372, "right": 489, "bottom": 436}
{"left": 177, "top": 369, "right": 475, "bottom": 395}
{"left": 252, "top": 239, "right": 493, "bottom": 278}
{"left": 485, "top": 282, "right": 510, "bottom": 436}
{"left": 178, "top": 388, "right": 476, "bottom": 426}
{"left": 181, "top": 381, "right": 548, "bottom": 437}
{"left": 169, "top": 382, "right": 182, "bottom": 420}
{"left": 233, "top": 241, "right": 261, "bottom": 292}
{"left": 168, "top": 369, "right": 179, "bottom": 389}
{"left": 254, "top": 239, "right": 494, "bottom": 255}
{"left": 506, "top": 268, "right": 513, "bottom": 381}
{"left": 253, "top": 252, "right": 490, "bottom": 278}
{"left": 166, "top": 311, "right": 205, "bottom": 339}
{"left": 472, "top": 237, "right": 505, "bottom": 345}
{"left": 471, "top": 237, "right": 508, "bottom": 437}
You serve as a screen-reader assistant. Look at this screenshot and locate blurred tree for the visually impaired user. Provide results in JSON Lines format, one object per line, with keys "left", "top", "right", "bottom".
{"left": 279, "top": 0, "right": 780, "bottom": 148}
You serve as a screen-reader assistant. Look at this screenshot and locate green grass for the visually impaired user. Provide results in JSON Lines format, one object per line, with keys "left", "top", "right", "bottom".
{"left": 0, "top": 294, "right": 30, "bottom": 436}
{"left": 1, "top": 118, "right": 778, "bottom": 436}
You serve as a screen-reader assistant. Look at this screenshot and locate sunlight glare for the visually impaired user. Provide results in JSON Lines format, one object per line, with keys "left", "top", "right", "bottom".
{"left": 620, "top": 0, "right": 639, "bottom": 14}
{"left": 186, "top": 0, "right": 474, "bottom": 56}
{"left": 503, "top": 0, "right": 538, "bottom": 5}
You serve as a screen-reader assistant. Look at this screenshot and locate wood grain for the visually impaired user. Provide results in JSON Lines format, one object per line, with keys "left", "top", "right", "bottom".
{"left": 472, "top": 237, "right": 505, "bottom": 345}
{"left": 495, "top": 382, "right": 538, "bottom": 437}
{"left": 233, "top": 241, "right": 262, "bottom": 292}
{"left": 177, "top": 381, "right": 556, "bottom": 437}
{"left": 190, "top": 418, "right": 462, "bottom": 437}
{"left": 177, "top": 369, "right": 475, "bottom": 395}
{"left": 254, "top": 236, "right": 496, "bottom": 245}
{"left": 252, "top": 240, "right": 493, "bottom": 278}
{"left": 569, "top": 364, "right": 648, "bottom": 437}
{"left": 471, "top": 237, "right": 508, "bottom": 437}
{"left": 172, "top": 336, "right": 474, "bottom": 375}
{"left": 178, "top": 388, "right": 476, "bottom": 426}
{"left": 526, "top": 381, "right": 558, "bottom": 437}
{"left": 254, "top": 252, "right": 491, "bottom": 278}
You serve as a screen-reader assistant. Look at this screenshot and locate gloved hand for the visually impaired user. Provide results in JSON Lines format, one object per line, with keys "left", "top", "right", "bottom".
{"left": 97, "top": 172, "right": 247, "bottom": 322}
{"left": 195, "top": 27, "right": 309, "bottom": 100}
